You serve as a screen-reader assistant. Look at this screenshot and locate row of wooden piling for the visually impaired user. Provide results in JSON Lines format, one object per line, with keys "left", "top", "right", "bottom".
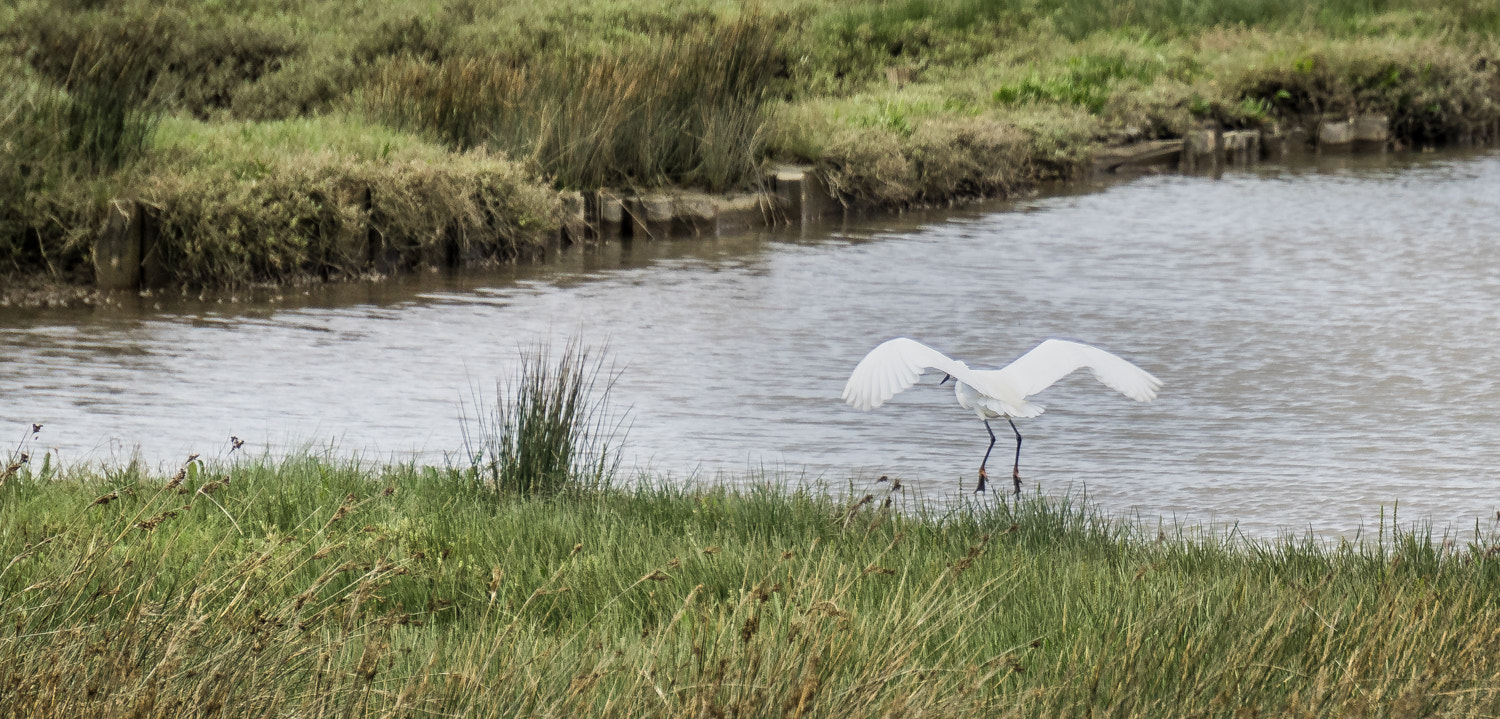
{"left": 554, "top": 166, "right": 837, "bottom": 245}
{"left": 1095, "top": 114, "right": 1500, "bottom": 176}
{"left": 93, "top": 167, "right": 841, "bottom": 291}
{"left": 96, "top": 117, "right": 1500, "bottom": 290}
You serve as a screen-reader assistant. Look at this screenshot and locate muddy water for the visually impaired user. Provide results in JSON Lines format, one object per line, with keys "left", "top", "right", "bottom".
{"left": 5, "top": 150, "right": 1500, "bottom": 537}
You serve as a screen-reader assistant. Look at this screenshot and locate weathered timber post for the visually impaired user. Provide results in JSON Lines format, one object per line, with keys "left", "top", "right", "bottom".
{"left": 1284, "top": 122, "right": 1312, "bottom": 155}
{"left": 713, "top": 194, "right": 771, "bottom": 235}
{"left": 1352, "top": 114, "right": 1390, "bottom": 153}
{"left": 1090, "top": 140, "right": 1183, "bottom": 176}
{"left": 558, "top": 190, "right": 587, "bottom": 248}
{"left": 1318, "top": 118, "right": 1353, "bottom": 153}
{"left": 628, "top": 195, "right": 675, "bottom": 240}
{"left": 1222, "top": 130, "right": 1259, "bottom": 166}
{"left": 1260, "top": 125, "right": 1288, "bottom": 159}
{"left": 595, "top": 190, "right": 626, "bottom": 240}
{"left": 95, "top": 200, "right": 141, "bottom": 290}
{"left": 773, "top": 166, "right": 835, "bottom": 225}
{"left": 365, "top": 187, "right": 395, "bottom": 274}
{"left": 1181, "top": 129, "right": 1218, "bottom": 173}
{"left": 137, "top": 204, "right": 169, "bottom": 288}
{"left": 671, "top": 193, "right": 718, "bottom": 237}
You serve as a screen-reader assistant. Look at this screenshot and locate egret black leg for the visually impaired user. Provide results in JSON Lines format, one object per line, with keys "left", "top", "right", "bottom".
{"left": 1007, "top": 418, "right": 1023, "bottom": 496}
{"left": 976, "top": 420, "right": 997, "bottom": 493}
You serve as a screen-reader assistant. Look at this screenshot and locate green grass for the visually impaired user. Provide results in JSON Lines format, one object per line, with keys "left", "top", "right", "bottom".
{"left": 1, "top": 0, "right": 1499, "bottom": 289}
{"left": 2, "top": 450, "right": 1499, "bottom": 717}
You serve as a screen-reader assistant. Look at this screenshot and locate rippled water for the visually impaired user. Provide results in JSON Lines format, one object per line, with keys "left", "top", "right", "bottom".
{"left": 5, "top": 150, "right": 1500, "bottom": 537}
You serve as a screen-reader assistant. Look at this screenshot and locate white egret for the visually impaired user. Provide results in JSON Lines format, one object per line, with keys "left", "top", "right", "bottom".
{"left": 842, "top": 338, "right": 1161, "bottom": 494}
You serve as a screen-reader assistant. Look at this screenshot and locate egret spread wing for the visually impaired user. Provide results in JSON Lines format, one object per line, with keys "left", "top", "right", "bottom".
{"left": 842, "top": 338, "right": 976, "bottom": 411}
{"left": 995, "top": 339, "right": 1161, "bottom": 402}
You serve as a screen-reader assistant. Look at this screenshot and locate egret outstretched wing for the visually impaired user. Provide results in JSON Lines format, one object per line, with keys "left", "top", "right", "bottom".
{"left": 841, "top": 335, "right": 1161, "bottom": 494}
{"left": 842, "top": 338, "right": 979, "bottom": 411}
{"left": 994, "top": 339, "right": 1161, "bottom": 402}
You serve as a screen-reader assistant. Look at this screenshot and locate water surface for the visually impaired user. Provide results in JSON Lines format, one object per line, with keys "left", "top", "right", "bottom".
{"left": 5, "top": 150, "right": 1500, "bottom": 537}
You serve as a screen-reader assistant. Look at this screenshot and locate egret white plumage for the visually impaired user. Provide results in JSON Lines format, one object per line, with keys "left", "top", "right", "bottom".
{"left": 842, "top": 338, "right": 1161, "bottom": 494}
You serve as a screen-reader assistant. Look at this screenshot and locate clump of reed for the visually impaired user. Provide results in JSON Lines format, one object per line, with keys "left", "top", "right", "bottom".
{"left": 8, "top": 4, "right": 171, "bottom": 175}
{"left": 9, "top": 1, "right": 301, "bottom": 121}
{"left": 0, "top": 72, "right": 109, "bottom": 282}
{"left": 0, "top": 4, "right": 174, "bottom": 281}
{"left": 464, "top": 341, "right": 623, "bottom": 496}
{"left": 368, "top": 12, "right": 786, "bottom": 191}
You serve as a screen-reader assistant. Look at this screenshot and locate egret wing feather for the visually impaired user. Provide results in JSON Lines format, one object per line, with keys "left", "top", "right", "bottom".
{"left": 995, "top": 339, "right": 1161, "bottom": 402}
{"left": 842, "top": 338, "right": 977, "bottom": 411}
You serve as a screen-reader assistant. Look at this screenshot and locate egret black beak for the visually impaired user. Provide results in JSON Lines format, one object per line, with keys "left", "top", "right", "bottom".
{"left": 939, "top": 374, "right": 952, "bottom": 385}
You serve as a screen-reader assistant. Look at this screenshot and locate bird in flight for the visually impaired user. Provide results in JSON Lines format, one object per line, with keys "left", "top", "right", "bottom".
{"left": 842, "top": 338, "right": 1161, "bottom": 494}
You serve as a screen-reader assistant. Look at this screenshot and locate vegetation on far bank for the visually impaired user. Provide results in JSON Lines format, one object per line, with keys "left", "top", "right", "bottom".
{"left": 2, "top": 0, "right": 1498, "bottom": 290}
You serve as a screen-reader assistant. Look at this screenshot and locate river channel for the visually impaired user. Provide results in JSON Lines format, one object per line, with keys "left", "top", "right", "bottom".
{"left": 4, "top": 150, "right": 1500, "bottom": 538}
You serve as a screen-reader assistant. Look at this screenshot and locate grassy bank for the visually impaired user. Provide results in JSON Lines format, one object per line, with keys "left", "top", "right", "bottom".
{"left": 2, "top": 0, "right": 1499, "bottom": 291}
{"left": 3, "top": 452, "right": 1500, "bottom": 716}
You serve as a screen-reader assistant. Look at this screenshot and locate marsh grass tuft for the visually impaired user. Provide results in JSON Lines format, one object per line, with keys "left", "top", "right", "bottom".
{"left": 369, "top": 12, "right": 785, "bottom": 190}
{"left": 464, "top": 341, "right": 623, "bottom": 496}
{"left": 11, "top": 5, "right": 170, "bottom": 174}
